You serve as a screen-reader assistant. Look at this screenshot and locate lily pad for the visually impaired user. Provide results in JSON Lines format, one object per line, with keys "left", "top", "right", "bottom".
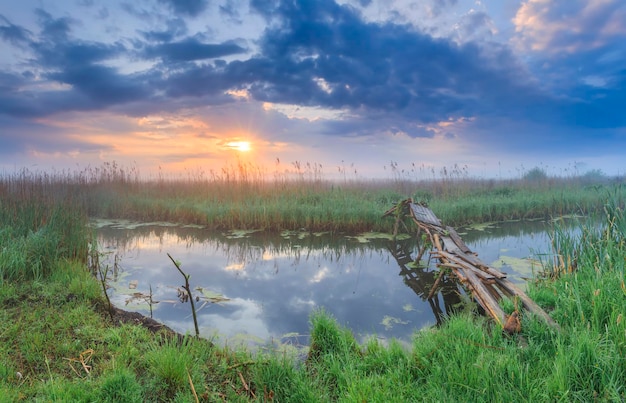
{"left": 550, "top": 214, "right": 585, "bottom": 223}
{"left": 280, "top": 230, "right": 310, "bottom": 240}
{"left": 224, "top": 229, "right": 262, "bottom": 239}
{"left": 491, "top": 255, "right": 541, "bottom": 277}
{"left": 181, "top": 224, "right": 206, "bottom": 229}
{"left": 381, "top": 315, "right": 409, "bottom": 330}
{"left": 465, "top": 222, "right": 498, "bottom": 231}
{"left": 195, "top": 287, "right": 231, "bottom": 303}
{"left": 349, "top": 232, "right": 410, "bottom": 243}
{"left": 89, "top": 218, "right": 181, "bottom": 230}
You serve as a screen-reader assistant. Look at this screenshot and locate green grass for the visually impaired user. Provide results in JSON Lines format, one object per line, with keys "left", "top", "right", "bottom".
{"left": 1, "top": 165, "right": 626, "bottom": 401}
{"left": 2, "top": 163, "right": 624, "bottom": 234}
{"left": 83, "top": 177, "right": 624, "bottom": 232}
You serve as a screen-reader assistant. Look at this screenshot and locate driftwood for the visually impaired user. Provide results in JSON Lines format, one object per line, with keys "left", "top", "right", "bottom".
{"left": 385, "top": 199, "right": 560, "bottom": 332}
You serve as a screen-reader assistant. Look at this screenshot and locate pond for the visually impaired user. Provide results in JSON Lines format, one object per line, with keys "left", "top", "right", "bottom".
{"left": 93, "top": 217, "right": 580, "bottom": 350}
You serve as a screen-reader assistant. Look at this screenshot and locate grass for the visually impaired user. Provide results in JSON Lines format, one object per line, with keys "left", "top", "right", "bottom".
{"left": 2, "top": 163, "right": 625, "bottom": 234}
{"left": 1, "top": 164, "right": 626, "bottom": 401}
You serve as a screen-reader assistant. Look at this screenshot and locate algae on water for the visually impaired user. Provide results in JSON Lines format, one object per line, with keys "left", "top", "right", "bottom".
{"left": 349, "top": 232, "right": 411, "bottom": 243}
{"left": 490, "top": 255, "right": 541, "bottom": 278}
{"left": 381, "top": 315, "right": 409, "bottom": 330}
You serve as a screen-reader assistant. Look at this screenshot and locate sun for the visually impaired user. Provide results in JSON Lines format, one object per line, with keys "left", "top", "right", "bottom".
{"left": 225, "top": 140, "right": 251, "bottom": 152}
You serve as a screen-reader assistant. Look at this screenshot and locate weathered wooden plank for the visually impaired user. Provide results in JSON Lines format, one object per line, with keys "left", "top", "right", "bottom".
{"left": 446, "top": 226, "right": 473, "bottom": 254}
{"left": 495, "top": 278, "right": 560, "bottom": 330}
{"left": 454, "top": 251, "right": 508, "bottom": 279}
{"left": 409, "top": 203, "right": 442, "bottom": 227}
{"left": 437, "top": 260, "right": 495, "bottom": 281}
{"left": 440, "top": 236, "right": 464, "bottom": 255}
{"left": 387, "top": 199, "right": 559, "bottom": 332}
{"left": 438, "top": 236, "right": 506, "bottom": 278}
{"left": 463, "top": 267, "right": 506, "bottom": 326}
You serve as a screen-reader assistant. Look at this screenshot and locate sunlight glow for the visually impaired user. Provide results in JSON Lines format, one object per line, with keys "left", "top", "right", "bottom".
{"left": 225, "top": 141, "right": 252, "bottom": 152}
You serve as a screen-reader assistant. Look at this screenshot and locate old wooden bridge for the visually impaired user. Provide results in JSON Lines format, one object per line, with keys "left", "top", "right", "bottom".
{"left": 384, "top": 199, "right": 559, "bottom": 333}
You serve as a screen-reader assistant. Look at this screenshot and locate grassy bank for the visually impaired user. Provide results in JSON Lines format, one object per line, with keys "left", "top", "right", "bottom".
{"left": 1, "top": 168, "right": 625, "bottom": 401}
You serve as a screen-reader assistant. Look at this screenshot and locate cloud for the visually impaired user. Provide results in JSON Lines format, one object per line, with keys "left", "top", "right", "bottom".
{"left": 0, "top": 10, "right": 153, "bottom": 117}
{"left": 157, "top": 0, "right": 209, "bottom": 17}
{"left": 0, "top": 115, "right": 109, "bottom": 157}
{"left": 513, "top": 0, "right": 626, "bottom": 54}
{"left": 139, "top": 18, "right": 188, "bottom": 42}
{"left": 143, "top": 37, "right": 247, "bottom": 61}
{"left": 455, "top": 10, "right": 497, "bottom": 41}
{"left": 511, "top": 0, "right": 626, "bottom": 129}
{"left": 241, "top": 0, "right": 545, "bottom": 126}
{"left": 0, "top": 14, "right": 32, "bottom": 45}
{"left": 35, "top": 9, "right": 74, "bottom": 41}
{"left": 220, "top": 0, "right": 245, "bottom": 23}
{"left": 0, "top": 0, "right": 625, "bottom": 158}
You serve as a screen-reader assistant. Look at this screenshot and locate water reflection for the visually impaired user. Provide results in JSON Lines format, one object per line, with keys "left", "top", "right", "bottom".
{"left": 94, "top": 217, "right": 577, "bottom": 348}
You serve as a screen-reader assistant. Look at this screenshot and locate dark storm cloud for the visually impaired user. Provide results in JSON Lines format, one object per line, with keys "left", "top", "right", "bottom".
{"left": 240, "top": 0, "right": 547, "bottom": 127}
{"left": 0, "top": 11, "right": 150, "bottom": 117}
{"left": 143, "top": 38, "right": 246, "bottom": 61}
{"left": 157, "top": 0, "right": 209, "bottom": 17}
{"left": 1, "top": 0, "right": 625, "bottom": 142}
{"left": 47, "top": 65, "right": 149, "bottom": 105}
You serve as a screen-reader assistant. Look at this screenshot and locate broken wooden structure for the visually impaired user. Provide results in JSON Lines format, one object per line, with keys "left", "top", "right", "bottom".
{"left": 384, "top": 199, "right": 560, "bottom": 332}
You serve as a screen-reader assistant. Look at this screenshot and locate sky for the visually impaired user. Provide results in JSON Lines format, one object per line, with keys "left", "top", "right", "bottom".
{"left": 1, "top": 0, "right": 625, "bottom": 180}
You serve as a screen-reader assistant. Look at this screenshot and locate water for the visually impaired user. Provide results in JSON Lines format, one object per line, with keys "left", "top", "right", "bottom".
{"left": 93, "top": 217, "right": 579, "bottom": 349}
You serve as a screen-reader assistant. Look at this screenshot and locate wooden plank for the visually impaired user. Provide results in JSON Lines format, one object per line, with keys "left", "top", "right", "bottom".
{"left": 387, "top": 200, "right": 559, "bottom": 332}
{"left": 446, "top": 226, "right": 473, "bottom": 254}
{"left": 427, "top": 267, "right": 447, "bottom": 299}
{"left": 440, "top": 236, "right": 465, "bottom": 255}
{"left": 454, "top": 251, "right": 508, "bottom": 279}
{"left": 463, "top": 267, "right": 506, "bottom": 326}
{"left": 437, "top": 261, "right": 495, "bottom": 281}
{"left": 409, "top": 203, "right": 442, "bottom": 227}
{"left": 438, "top": 240, "right": 499, "bottom": 275}
{"left": 495, "top": 278, "right": 560, "bottom": 330}
{"left": 439, "top": 236, "right": 505, "bottom": 278}
{"left": 436, "top": 251, "right": 505, "bottom": 326}
{"left": 437, "top": 251, "right": 493, "bottom": 279}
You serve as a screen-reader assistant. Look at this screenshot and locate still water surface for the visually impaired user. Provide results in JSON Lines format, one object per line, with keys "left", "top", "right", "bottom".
{"left": 94, "top": 218, "right": 576, "bottom": 349}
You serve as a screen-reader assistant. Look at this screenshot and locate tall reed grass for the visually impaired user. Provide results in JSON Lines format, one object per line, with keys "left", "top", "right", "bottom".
{"left": 0, "top": 169, "right": 90, "bottom": 284}
{"left": 2, "top": 164, "right": 626, "bottom": 401}
{"left": 2, "top": 162, "right": 623, "bottom": 234}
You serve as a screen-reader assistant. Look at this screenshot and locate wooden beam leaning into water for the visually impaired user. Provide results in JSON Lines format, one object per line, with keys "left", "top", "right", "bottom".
{"left": 495, "top": 278, "right": 560, "bottom": 330}
{"left": 434, "top": 249, "right": 506, "bottom": 326}
{"left": 393, "top": 201, "right": 559, "bottom": 332}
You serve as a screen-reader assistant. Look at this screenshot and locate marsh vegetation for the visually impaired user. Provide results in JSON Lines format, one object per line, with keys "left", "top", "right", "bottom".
{"left": 1, "top": 164, "right": 625, "bottom": 401}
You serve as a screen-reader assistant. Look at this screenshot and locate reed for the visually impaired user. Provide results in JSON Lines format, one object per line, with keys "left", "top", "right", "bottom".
{"left": 2, "top": 164, "right": 626, "bottom": 401}
{"left": 2, "top": 162, "right": 623, "bottom": 235}
{"left": 0, "top": 172, "right": 90, "bottom": 284}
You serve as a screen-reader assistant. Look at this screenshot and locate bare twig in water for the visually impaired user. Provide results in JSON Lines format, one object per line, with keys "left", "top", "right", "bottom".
{"left": 167, "top": 253, "right": 200, "bottom": 337}
{"left": 98, "top": 264, "right": 114, "bottom": 321}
